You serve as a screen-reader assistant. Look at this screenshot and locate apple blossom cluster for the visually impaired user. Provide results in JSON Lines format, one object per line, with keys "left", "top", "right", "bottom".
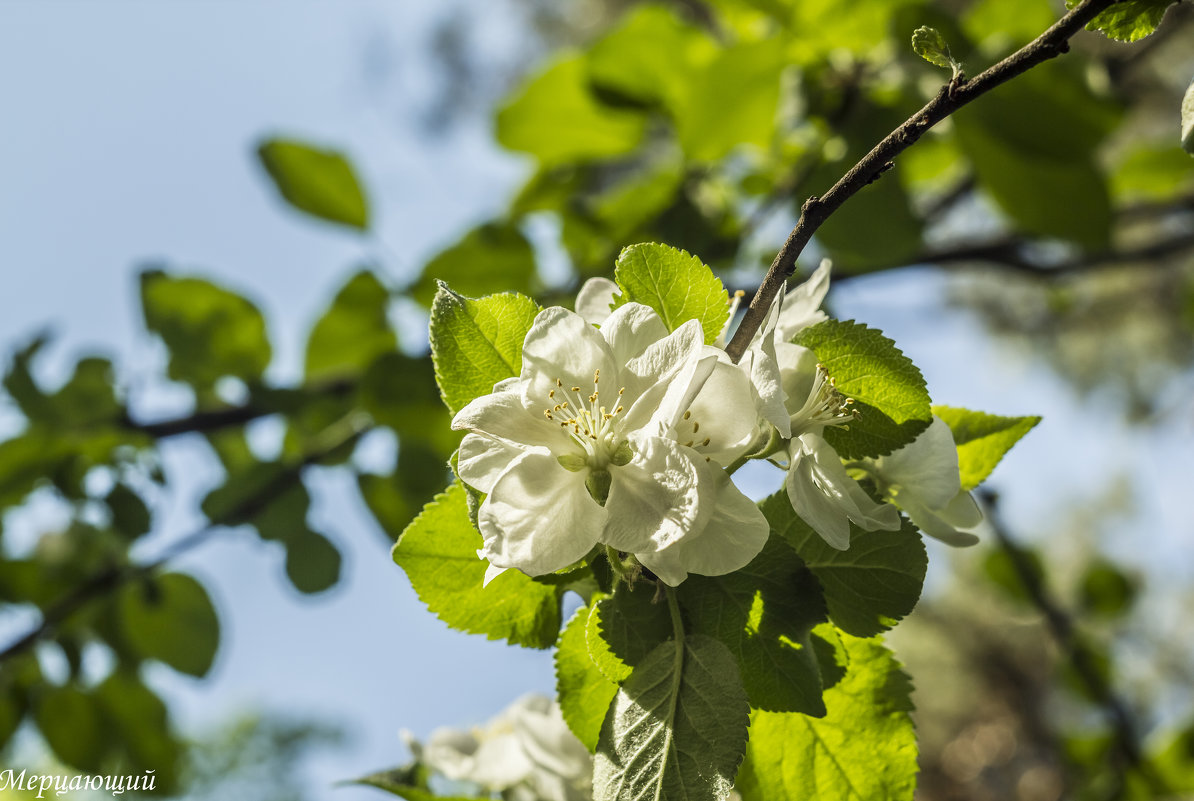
{"left": 452, "top": 261, "right": 980, "bottom": 586}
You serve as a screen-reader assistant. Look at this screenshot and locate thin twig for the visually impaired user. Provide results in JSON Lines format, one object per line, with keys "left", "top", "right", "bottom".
{"left": 980, "top": 490, "right": 1170, "bottom": 794}
{"left": 0, "top": 419, "right": 371, "bottom": 666}
{"left": 725, "top": 0, "right": 1126, "bottom": 362}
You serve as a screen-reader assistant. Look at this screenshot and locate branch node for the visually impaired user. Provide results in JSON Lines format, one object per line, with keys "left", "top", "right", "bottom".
{"left": 801, "top": 195, "right": 821, "bottom": 214}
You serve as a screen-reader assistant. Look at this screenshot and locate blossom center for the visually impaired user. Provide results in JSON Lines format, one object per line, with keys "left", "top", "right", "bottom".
{"left": 791, "top": 363, "right": 857, "bottom": 437}
{"left": 544, "top": 371, "right": 629, "bottom": 470}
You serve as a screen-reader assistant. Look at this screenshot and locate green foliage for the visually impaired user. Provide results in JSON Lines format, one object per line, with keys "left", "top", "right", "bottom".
{"left": 594, "top": 634, "right": 749, "bottom": 801}
{"left": 1112, "top": 143, "right": 1194, "bottom": 199}
{"left": 932, "top": 406, "right": 1040, "bottom": 491}
{"left": 680, "top": 537, "right": 830, "bottom": 715}
{"left": 953, "top": 64, "right": 1119, "bottom": 249}
{"left": 392, "top": 483, "right": 562, "bottom": 648}
{"left": 34, "top": 685, "right": 107, "bottom": 771}
{"left": 736, "top": 633, "right": 917, "bottom": 801}
{"left": 428, "top": 285, "right": 540, "bottom": 415}
{"left": 911, "top": 26, "right": 959, "bottom": 75}
{"left": 793, "top": 319, "right": 932, "bottom": 458}
{"left": 763, "top": 493, "right": 926, "bottom": 638}
{"left": 305, "top": 270, "right": 396, "bottom": 381}
{"left": 556, "top": 604, "right": 619, "bottom": 752}
{"left": 613, "top": 243, "right": 730, "bottom": 344}
{"left": 118, "top": 572, "right": 220, "bottom": 678}
{"left": 1068, "top": 0, "right": 1177, "bottom": 42}
{"left": 413, "top": 222, "right": 537, "bottom": 307}
{"left": 140, "top": 270, "right": 272, "bottom": 392}
{"left": 106, "top": 483, "right": 152, "bottom": 541}
{"left": 1078, "top": 558, "right": 1139, "bottom": 618}
{"left": 96, "top": 672, "right": 182, "bottom": 791}
{"left": 257, "top": 138, "right": 370, "bottom": 229}
{"left": 496, "top": 56, "right": 647, "bottom": 167}
{"left": 586, "top": 581, "right": 673, "bottom": 684}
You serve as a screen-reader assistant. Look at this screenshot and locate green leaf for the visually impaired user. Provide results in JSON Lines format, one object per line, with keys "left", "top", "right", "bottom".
{"left": 737, "top": 633, "right": 918, "bottom": 801}
{"left": 0, "top": 688, "right": 21, "bottom": 751}
{"left": 594, "top": 634, "right": 750, "bottom": 801}
{"left": 1078, "top": 558, "right": 1139, "bottom": 618}
{"left": 412, "top": 223, "right": 537, "bottom": 308}
{"left": 428, "top": 285, "right": 540, "bottom": 415}
{"left": 94, "top": 672, "right": 182, "bottom": 792}
{"left": 911, "top": 26, "right": 957, "bottom": 72}
{"left": 585, "top": 5, "right": 716, "bottom": 113}
{"left": 613, "top": 243, "right": 729, "bottom": 344}
{"left": 1067, "top": 0, "right": 1177, "bottom": 42}
{"left": 793, "top": 319, "right": 932, "bottom": 459}
{"left": 305, "top": 270, "right": 396, "bottom": 382}
{"left": 348, "top": 768, "right": 476, "bottom": 801}
{"left": 34, "top": 685, "right": 107, "bottom": 771}
{"left": 953, "top": 64, "right": 1119, "bottom": 249}
{"left": 1112, "top": 142, "right": 1194, "bottom": 199}
{"left": 681, "top": 536, "right": 830, "bottom": 715}
{"left": 118, "top": 572, "right": 220, "bottom": 677}
{"left": 392, "top": 483, "right": 562, "bottom": 648}
{"left": 764, "top": 492, "right": 926, "bottom": 638}
{"left": 257, "top": 138, "right": 369, "bottom": 229}
{"left": 285, "top": 530, "right": 342, "bottom": 594}
{"left": 932, "top": 406, "right": 1039, "bottom": 491}
{"left": 557, "top": 604, "right": 619, "bottom": 752}
{"left": 672, "top": 40, "right": 787, "bottom": 162}
{"left": 106, "top": 483, "right": 152, "bottom": 541}
{"left": 586, "top": 581, "right": 674, "bottom": 684}
{"left": 140, "top": 270, "right": 272, "bottom": 391}
{"left": 496, "top": 56, "right": 647, "bottom": 167}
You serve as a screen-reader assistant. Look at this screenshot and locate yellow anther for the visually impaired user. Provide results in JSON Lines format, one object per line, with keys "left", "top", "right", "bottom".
{"left": 684, "top": 440, "right": 694, "bottom": 447}
{"left": 572, "top": 386, "right": 581, "bottom": 392}
{"left": 683, "top": 410, "right": 692, "bottom": 420}
{"left": 549, "top": 389, "right": 555, "bottom": 399}
{"left": 615, "top": 405, "right": 623, "bottom": 413}
{"left": 692, "top": 422, "right": 700, "bottom": 433}
{"left": 702, "top": 437, "right": 711, "bottom": 446}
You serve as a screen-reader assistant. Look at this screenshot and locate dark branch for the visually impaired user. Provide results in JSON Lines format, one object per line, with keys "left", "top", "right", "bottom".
{"left": 980, "top": 490, "right": 1170, "bottom": 794}
{"left": 725, "top": 0, "right": 1126, "bottom": 362}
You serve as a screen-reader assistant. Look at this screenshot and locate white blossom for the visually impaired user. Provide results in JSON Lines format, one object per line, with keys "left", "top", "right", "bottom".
{"left": 453, "top": 302, "right": 767, "bottom": 586}
{"left": 408, "top": 694, "right": 591, "bottom": 801}
{"left": 865, "top": 416, "right": 981, "bottom": 546}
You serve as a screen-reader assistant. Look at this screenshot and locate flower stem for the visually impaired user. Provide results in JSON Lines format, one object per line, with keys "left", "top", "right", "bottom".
{"left": 605, "top": 545, "right": 632, "bottom": 584}
{"left": 665, "top": 586, "right": 685, "bottom": 647}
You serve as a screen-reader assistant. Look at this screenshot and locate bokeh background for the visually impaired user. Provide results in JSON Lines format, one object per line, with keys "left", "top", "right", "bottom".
{"left": 1, "top": 1, "right": 1192, "bottom": 799}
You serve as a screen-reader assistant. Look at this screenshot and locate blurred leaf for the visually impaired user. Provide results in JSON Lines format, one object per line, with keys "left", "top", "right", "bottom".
{"left": 593, "top": 635, "right": 749, "bottom": 801}
{"left": 412, "top": 222, "right": 536, "bottom": 307}
{"left": 496, "top": 56, "right": 647, "bottom": 167}
{"left": 815, "top": 170, "right": 924, "bottom": 271}
{"left": 765, "top": 492, "right": 927, "bottom": 638}
{"left": 1067, "top": 0, "right": 1178, "bottom": 42}
{"left": 95, "top": 672, "right": 182, "bottom": 792}
{"left": 933, "top": 406, "right": 1040, "bottom": 491}
{"left": 585, "top": 4, "right": 716, "bottom": 112}
{"left": 1078, "top": 558, "right": 1139, "bottom": 618}
{"left": 982, "top": 545, "right": 1043, "bottom": 605}
{"left": 119, "top": 573, "right": 220, "bottom": 677}
{"left": 680, "top": 536, "right": 830, "bottom": 715}
{"left": 392, "top": 483, "right": 562, "bottom": 648}
{"left": 284, "top": 530, "right": 342, "bottom": 594}
{"left": 305, "top": 270, "right": 396, "bottom": 382}
{"left": 106, "top": 483, "right": 152, "bottom": 541}
{"left": 794, "top": 319, "right": 932, "bottom": 458}
{"left": 428, "top": 285, "right": 540, "bottom": 415}
{"left": 737, "top": 633, "right": 917, "bottom": 801}
{"left": 612, "top": 243, "right": 729, "bottom": 344}
{"left": 1112, "top": 142, "right": 1194, "bottom": 199}
{"left": 963, "top": 0, "right": 1055, "bottom": 46}
{"left": 674, "top": 40, "right": 788, "bottom": 162}
{"left": 34, "top": 685, "right": 108, "bottom": 771}
{"left": 0, "top": 688, "right": 22, "bottom": 751}
{"left": 555, "top": 603, "right": 618, "bottom": 752}
{"left": 953, "top": 64, "right": 1119, "bottom": 248}
{"left": 257, "top": 138, "right": 369, "bottom": 229}
{"left": 141, "top": 270, "right": 272, "bottom": 391}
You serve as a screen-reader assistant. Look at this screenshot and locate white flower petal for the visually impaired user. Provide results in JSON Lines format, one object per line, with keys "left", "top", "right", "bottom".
{"left": 942, "top": 489, "right": 983, "bottom": 528}
{"left": 453, "top": 390, "right": 569, "bottom": 453}
{"left": 637, "top": 462, "right": 769, "bottom": 585}
{"left": 520, "top": 306, "right": 619, "bottom": 412}
{"left": 873, "top": 416, "right": 961, "bottom": 509}
{"left": 684, "top": 357, "right": 761, "bottom": 465}
{"left": 740, "top": 294, "right": 791, "bottom": 438}
{"left": 775, "top": 259, "right": 831, "bottom": 342}
{"left": 603, "top": 436, "right": 706, "bottom": 561}
{"left": 786, "top": 452, "right": 852, "bottom": 550}
{"left": 478, "top": 450, "right": 605, "bottom": 576}
{"left": 575, "top": 277, "right": 620, "bottom": 324}
{"left": 600, "top": 301, "right": 669, "bottom": 365}
{"left": 457, "top": 433, "right": 529, "bottom": 494}
{"left": 898, "top": 490, "right": 980, "bottom": 547}
{"left": 620, "top": 320, "right": 712, "bottom": 432}
{"left": 787, "top": 434, "right": 900, "bottom": 549}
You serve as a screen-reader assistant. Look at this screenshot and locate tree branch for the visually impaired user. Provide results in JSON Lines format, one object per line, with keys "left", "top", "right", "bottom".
{"left": 980, "top": 490, "right": 1169, "bottom": 794}
{"left": 725, "top": 0, "right": 1126, "bottom": 362}
{"left": 0, "top": 417, "right": 371, "bottom": 666}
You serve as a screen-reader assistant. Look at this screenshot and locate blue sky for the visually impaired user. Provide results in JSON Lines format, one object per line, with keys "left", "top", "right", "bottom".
{"left": 0, "top": 1, "right": 1190, "bottom": 798}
